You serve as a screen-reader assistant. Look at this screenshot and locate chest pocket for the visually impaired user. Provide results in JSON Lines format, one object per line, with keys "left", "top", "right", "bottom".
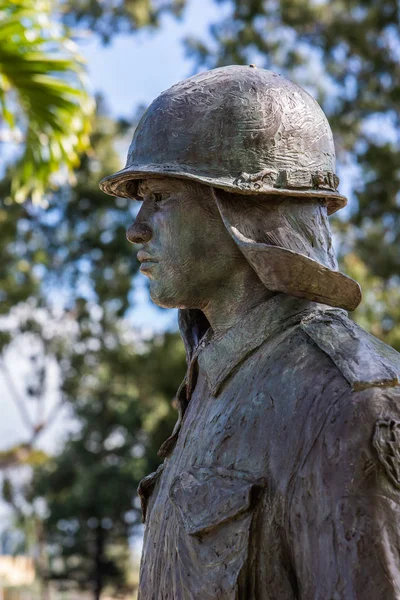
{"left": 169, "top": 466, "right": 264, "bottom": 600}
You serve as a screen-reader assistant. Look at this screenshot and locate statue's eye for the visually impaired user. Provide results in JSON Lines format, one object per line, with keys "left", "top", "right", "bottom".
{"left": 154, "top": 193, "right": 170, "bottom": 203}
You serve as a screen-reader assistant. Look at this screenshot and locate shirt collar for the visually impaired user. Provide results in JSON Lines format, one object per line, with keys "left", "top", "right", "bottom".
{"left": 197, "top": 294, "right": 339, "bottom": 396}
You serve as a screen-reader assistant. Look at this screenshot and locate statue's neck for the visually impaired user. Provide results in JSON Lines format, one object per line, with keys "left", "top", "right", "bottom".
{"left": 202, "top": 266, "right": 274, "bottom": 337}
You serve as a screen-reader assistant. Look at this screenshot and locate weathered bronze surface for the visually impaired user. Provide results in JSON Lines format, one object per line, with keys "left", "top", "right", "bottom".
{"left": 100, "top": 65, "right": 345, "bottom": 213}
{"left": 100, "top": 66, "right": 400, "bottom": 599}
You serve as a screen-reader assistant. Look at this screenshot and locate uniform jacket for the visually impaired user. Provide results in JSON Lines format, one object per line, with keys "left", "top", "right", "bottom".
{"left": 137, "top": 294, "right": 400, "bottom": 599}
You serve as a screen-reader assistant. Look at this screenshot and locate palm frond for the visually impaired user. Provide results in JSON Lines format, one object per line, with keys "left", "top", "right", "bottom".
{"left": 0, "top": 0, "right": 95, "bottom": 203}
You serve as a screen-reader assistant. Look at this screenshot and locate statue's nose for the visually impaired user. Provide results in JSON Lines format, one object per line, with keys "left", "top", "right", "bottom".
{"left": 126, "top": 222, "right": 152, "bottom": 244}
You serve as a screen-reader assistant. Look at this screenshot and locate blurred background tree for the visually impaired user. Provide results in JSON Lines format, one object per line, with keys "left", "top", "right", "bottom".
{"left": 0, "top": 0, "right": 399, "bottom": 599}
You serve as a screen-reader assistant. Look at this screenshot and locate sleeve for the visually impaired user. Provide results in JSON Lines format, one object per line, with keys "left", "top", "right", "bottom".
{"left": 288, "top": 386, "right": 400, "bottom": 599}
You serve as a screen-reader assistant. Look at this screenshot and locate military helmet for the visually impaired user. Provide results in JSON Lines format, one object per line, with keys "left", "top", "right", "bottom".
{"left": 100, "top": 65, "right": 346, "bottom": 215}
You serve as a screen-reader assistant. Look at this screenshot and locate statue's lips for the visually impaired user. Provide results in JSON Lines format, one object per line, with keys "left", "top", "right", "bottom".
{"left": 137, "top": 251, "right": 159, "bottom": 262}
{"left": 137, "top": 251, "right": 159, "bottom": 272}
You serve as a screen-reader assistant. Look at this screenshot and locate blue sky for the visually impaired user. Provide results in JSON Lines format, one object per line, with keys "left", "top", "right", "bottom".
{"left": 82, "top": 0, "right": 222, "bottom": 117}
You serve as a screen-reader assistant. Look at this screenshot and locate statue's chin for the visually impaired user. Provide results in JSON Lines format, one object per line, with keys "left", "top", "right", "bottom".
{"left": 149, "top": 282, "right": 201, "bottom": 311}
{"left": 149, "top": 282, "right": 181, "bottom": 309}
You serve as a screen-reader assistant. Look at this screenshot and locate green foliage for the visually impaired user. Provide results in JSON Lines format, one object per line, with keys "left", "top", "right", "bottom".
{"left": 60, "top": 0, "right": 186, "bottom": 43}
{"left": 0, "top": 192, "right": 39, "bottom": 314}
{"left": 342, "top": 253, "right": 400, "bottom": 352}
{"left": 0, "top": 0, "right": 94, "bottom": 203}
{"left": 0, "top": 444, "right": 48, "bottom": 469}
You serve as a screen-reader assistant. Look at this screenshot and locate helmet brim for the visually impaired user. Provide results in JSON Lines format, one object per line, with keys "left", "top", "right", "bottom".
{"left": 99, "top": 164, "right": 347, "bottom": 216}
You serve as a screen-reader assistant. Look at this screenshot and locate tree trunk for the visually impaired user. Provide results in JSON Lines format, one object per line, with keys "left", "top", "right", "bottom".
{"left": 94, "top": 525, "right": 104, "bottom": 600}
{"left": 36, "top": 518, "right": 51, "bottom": 600}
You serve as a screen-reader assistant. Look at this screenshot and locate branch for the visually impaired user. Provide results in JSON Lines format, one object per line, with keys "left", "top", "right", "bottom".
{"left": 43, "top": 398, "right": 65, "bottom": 432}
{"left": 28, "top": 397, "right": 65, "bottom": 447}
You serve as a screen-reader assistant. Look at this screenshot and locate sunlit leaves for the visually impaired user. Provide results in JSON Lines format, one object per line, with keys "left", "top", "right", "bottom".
{"left": 0, "top": 0, "right": 95, "bottom": 203}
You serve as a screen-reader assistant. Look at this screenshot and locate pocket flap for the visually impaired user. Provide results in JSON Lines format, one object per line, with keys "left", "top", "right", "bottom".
{"left": 169, "top": 466, "right": 263, "bottom": 535}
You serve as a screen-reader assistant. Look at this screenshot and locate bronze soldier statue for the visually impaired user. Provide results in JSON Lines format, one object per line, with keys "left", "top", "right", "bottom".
{"left": 100, "top": 66, "right": 400, "bottom": 599}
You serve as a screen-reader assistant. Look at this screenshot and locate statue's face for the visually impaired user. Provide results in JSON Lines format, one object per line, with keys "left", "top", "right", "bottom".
{"left": 126, "top": 177, "right": 244, "bottom": 309}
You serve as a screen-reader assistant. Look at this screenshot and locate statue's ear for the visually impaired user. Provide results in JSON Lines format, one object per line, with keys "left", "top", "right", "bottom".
{"left": 178, "top": 309, "right": 210, "bottom": 363}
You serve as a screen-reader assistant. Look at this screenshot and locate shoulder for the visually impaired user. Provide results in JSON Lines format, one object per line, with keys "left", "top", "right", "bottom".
{"left": 299, "top": 308, "right": 400, "bottom": 392}
{"left": 289, "top": 383, "right": 400, "bottom": 504}
{"left": 286, "top": 310, "right": 400, "bottom": 491}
